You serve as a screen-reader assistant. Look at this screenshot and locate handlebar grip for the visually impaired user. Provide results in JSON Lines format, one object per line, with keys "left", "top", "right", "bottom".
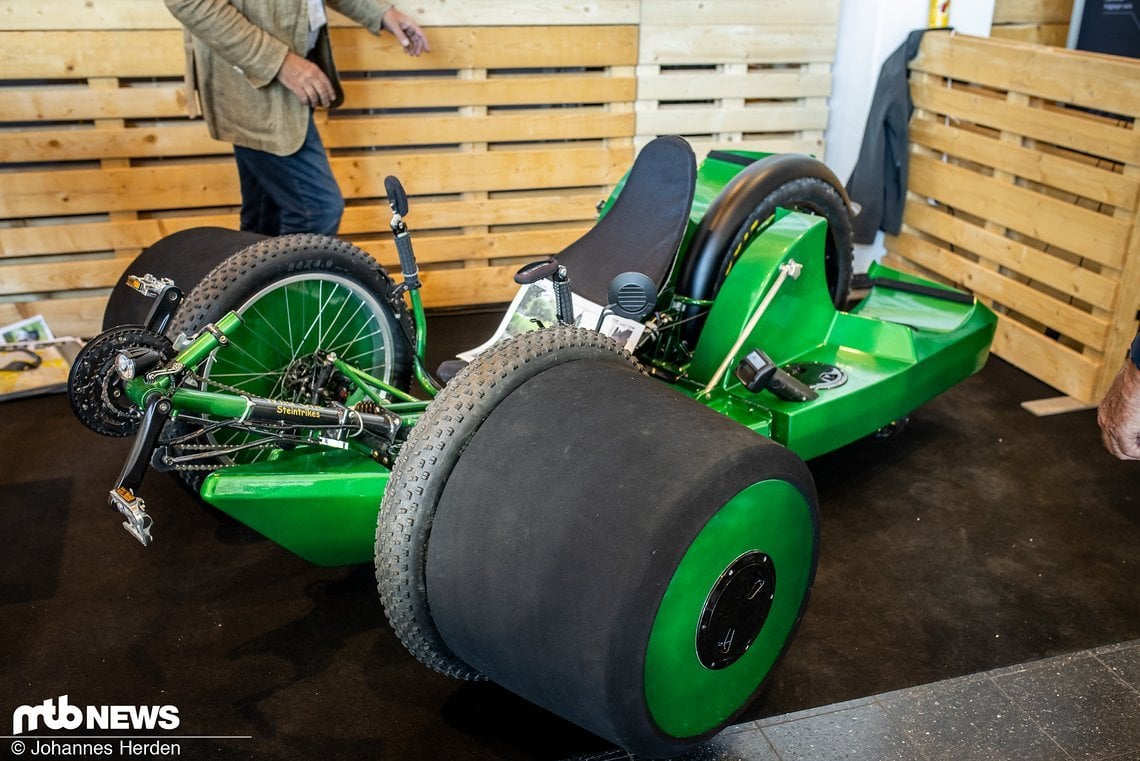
{"left": 395, "top": 232, "right": 420, "bottom": 290}
{"left": 767, "top": 368, "right": 818, "bottom": 402}
{"left": 515, "top": 258, "right": 560, "bottom": 285}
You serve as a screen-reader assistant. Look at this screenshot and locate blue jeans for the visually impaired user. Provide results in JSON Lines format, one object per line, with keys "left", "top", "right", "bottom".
{"left": 232, "top": 115, "right": 344, "bottom": 236}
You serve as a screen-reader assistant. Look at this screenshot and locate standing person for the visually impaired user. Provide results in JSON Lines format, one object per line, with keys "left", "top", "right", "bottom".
{"left": 165, "top": 0, "right": 429, "bottom": 236}
{"left": 1098, "top": 332, "right": 1140, "bottom": 460}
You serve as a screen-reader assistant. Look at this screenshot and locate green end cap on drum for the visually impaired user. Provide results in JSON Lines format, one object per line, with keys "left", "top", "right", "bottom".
{"left": 644, "top": 478, "right": 817, "bottom": 739}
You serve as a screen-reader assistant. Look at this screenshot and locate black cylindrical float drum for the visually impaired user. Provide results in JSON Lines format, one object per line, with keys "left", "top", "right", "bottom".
{"left": 376, "top": 327, "right": 818, "bottom": 758}
{"left": 102, "top": 227, "right": 266, "bottom": 330}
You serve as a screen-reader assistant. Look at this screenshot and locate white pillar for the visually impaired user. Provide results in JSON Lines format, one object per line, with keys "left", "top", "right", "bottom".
{"left": 825, "top": 0, "right": 994, "bottom": 272}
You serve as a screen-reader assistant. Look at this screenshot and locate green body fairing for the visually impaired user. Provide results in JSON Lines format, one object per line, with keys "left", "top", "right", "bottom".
{"left": 681, "top": 211, "right": 996, "bottom": 460}
{"left": 201, "top": 448, "right": 389, "bottom": 566}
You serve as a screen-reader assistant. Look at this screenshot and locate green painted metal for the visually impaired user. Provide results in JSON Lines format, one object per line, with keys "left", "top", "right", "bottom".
{"left": 682, "top": 211, "right": 997, "bottom": 460}
{"left": 200, "top": 447, "right": 389, "bottom": 566}
{"left": 170, "top": 386, "right": 250, "bottom": 419}
{"left": 176, "top": 311, "right": 244, "bottom": 370}
{"left": 333, "top": 357, "right": 420, "bottom": 404}
{"left": 643, "top": 478, "right": 815, "bottom": 738}
{"left": 407, "top": 289, "right": 440, "bottom": 396}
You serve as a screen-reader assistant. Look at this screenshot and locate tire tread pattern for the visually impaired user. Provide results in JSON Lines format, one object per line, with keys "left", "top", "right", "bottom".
{"left": 374, "top": 326, "right": 640, "bottom": 680}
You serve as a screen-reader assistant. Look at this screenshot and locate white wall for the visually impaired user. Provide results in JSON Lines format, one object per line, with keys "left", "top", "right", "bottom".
{"left": 825, "top": 0, "right": 994, "bottom": 272}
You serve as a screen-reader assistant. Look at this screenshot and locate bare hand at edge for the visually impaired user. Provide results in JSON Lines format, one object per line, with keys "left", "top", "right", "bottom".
{"left": 276, "top": 51, "right": 336, "bottom": 107}
{"left": 1098, "top": 361, "right": 1140, "bottom": 460}
{"left": 382, "top": 6, "right": 430, "bottom": 56}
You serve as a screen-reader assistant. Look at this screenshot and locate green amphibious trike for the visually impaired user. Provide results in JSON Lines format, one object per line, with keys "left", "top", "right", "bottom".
{"left": 69, "top": 136, "right": 996, "bottom": 757}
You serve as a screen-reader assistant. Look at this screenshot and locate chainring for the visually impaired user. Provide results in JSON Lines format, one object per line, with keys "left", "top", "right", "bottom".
{"left": 68, "top": 325, "right": 174, "bottom": 437}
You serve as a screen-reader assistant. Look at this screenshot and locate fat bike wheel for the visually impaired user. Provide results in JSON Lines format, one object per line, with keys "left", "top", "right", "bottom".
{"left": 376, "top": 326, "right": 819, "bottom": 757}
{"left": 165, "top": 234, "right": 412, "bottom": 487}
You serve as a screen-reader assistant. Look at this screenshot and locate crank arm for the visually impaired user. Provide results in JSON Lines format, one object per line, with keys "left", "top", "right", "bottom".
{"left": 107, "top": 395, "right": 170, "bottom": 546}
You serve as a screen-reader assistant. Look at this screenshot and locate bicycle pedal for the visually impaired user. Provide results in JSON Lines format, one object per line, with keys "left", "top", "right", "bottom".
{"left": 109, "top": 487, "right": 153, "bottom": 547}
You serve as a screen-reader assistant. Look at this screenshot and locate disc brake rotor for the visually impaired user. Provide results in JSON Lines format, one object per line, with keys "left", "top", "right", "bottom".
{"left": 68, "top": 325, "right": 174, "bottom": 437}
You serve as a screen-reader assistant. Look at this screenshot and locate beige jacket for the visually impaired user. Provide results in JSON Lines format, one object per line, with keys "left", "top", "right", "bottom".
{"left": 166, "top": 0, "right": 388, "bottom": 155}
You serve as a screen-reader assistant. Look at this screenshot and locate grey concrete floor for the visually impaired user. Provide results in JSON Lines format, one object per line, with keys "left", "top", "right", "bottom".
{"left": 572, "top": 639, "right": 1140, "bottom": 761}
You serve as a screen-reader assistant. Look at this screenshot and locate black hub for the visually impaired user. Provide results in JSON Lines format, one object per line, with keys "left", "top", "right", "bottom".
{"left": 68, "top": 326, "right": 174, "bottom": 437}
{"left": 281, "top": 353, "right": 352, "bottom": 405}
{"left": 696, "top": 551, "right": 777, "bottom": 670}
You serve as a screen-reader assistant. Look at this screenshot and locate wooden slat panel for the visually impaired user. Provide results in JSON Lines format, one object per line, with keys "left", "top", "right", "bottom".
{"left": 1, "top": 227, "right": 586, "bottom": 295}
{"left": 6, "top": 84, "right": 187, "bottom": 122}
{"left": 0, "top": 1, "right": 641, "bottom": 30}
{"left": 901, "top": 200, "right": 1119, "bottom": 310}
{"left": 910, "top": 81, "right": 1140, "bottom": 166}
{"left": 332, "top": 26, "right": 639, "bottom": 71}
{"left": 0, "top": 110, "right": 634, "bottom": 163}
{"left": 635, "top": 103, "right": 828, "bottom": 136}
{"left": 641, "top": 1, "right": 840, "bottom": 24}
{"left": 0, "top": 254, "right": 137, "bottom": 296}
{"left": 341, "top": 74, "right": 636, "bottom": 110}
{"left": 908, "top": 118, "right": 1140, "bottom": 210}
{"left": 0, "top": 191, "right": 603, "bottom": 258}
{"left": 0, "top": 123, "right": 226, "bottom": 163}
{"left": 907, "top": 152, "right": 1130, "bottom": 267}
{"left": 639, "top": 25, "right": 837, "bottom": 65}
{"left": 990, "top": 23, "right": 1070, "bottom": 47}
{"left": 358, "top": 227, "right": 588, "bottom": 268}
{"left": 991, "top": 314, "right": 1098, "bottom": 402}
{"left": 356, "top": 1, "right": 641, "bottom": 27}
{"left": 911, "top": 33, "right": 1140, "bottom": 117}
{"left": 0, "top": 1, "right": 180, "bottom": 30}
{"left": 323, "top": 109, "right": 634, "bottom": 149}
{"left": 894, "top": 34, "right": 1140, "bottom": 405}
{"left": 636, "top": 68, "right": 831, "bottom": 101}
{"left": 0, "top": 296, "right": 107, "bottom": 338}
{"left": 0, "top": 146, "right": 630, "bottom": 218}
{"left": 992, "top": 0, "right": 1075, "bottom": 24}
{"left": 418, "top": 264, "right": 520, "bottom": 307}
{"left": 657, "top": 135, "right": 824, "bottom": 156}
{"left": 0, "top": 30, "right": 184, "bottom": 78}
{"left": 890, "top": 231, "right": 1111, "bottom": 349}
{"left": 0, "top": 26, "right": 639, "bottom": 80}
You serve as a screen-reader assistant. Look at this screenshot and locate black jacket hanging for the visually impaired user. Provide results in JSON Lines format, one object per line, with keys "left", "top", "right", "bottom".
{"left": 846, "top": 28, "right": 945, "bottom": 244}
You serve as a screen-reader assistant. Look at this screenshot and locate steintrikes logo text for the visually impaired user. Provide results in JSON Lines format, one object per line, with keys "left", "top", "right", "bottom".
{"left": 12, "top": 695, "right": 180, "bottom": 735}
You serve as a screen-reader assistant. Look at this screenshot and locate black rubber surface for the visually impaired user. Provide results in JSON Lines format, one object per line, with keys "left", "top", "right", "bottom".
{"left": 102, "top": 227, "right": 266, "bottom": 330}
{"left": 2, "top": 308, "right": 1138, "bottom": 760}
{"left": 376, "top": 328, "right": 640, "bottom": 681}
{"left": 426, "top": 356, "right": 815, "bottom": 757}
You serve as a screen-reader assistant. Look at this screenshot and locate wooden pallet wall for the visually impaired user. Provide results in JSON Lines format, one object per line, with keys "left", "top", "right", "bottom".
{"left": 0, "top": 0, "right": 840, "bottom": 337}
{"left": 991, "top": 0, "right": 1073, "bottom": 46}
{"left": 635, "top": 0, "right": 837, "bottom": 156}
{"left": 884, "top": 33, "right": 1140, "bottom": 405}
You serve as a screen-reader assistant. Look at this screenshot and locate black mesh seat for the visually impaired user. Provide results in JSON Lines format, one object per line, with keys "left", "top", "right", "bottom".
{"left": 556, "top": 136, "right": 697, "bottom": 306}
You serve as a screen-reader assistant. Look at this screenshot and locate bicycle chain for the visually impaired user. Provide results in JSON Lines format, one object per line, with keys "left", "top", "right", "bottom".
{"left": 163, "top": 369, "right": 363, "bottom": 472}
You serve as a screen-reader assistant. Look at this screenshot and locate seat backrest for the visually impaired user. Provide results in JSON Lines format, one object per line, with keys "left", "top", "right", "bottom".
{"left": 556, "top": 136, "right": 697, "bottom": 306}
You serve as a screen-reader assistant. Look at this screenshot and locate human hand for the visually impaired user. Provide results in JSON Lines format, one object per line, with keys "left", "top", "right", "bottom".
{"left": 1098, "top": 359, "right": 1140, "bottom": 460}
{"left": 276, "top": 50, "right": 336, "bottom": 107}
{"left": 382, "top": 6, "right": 430, "bottom": 56}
